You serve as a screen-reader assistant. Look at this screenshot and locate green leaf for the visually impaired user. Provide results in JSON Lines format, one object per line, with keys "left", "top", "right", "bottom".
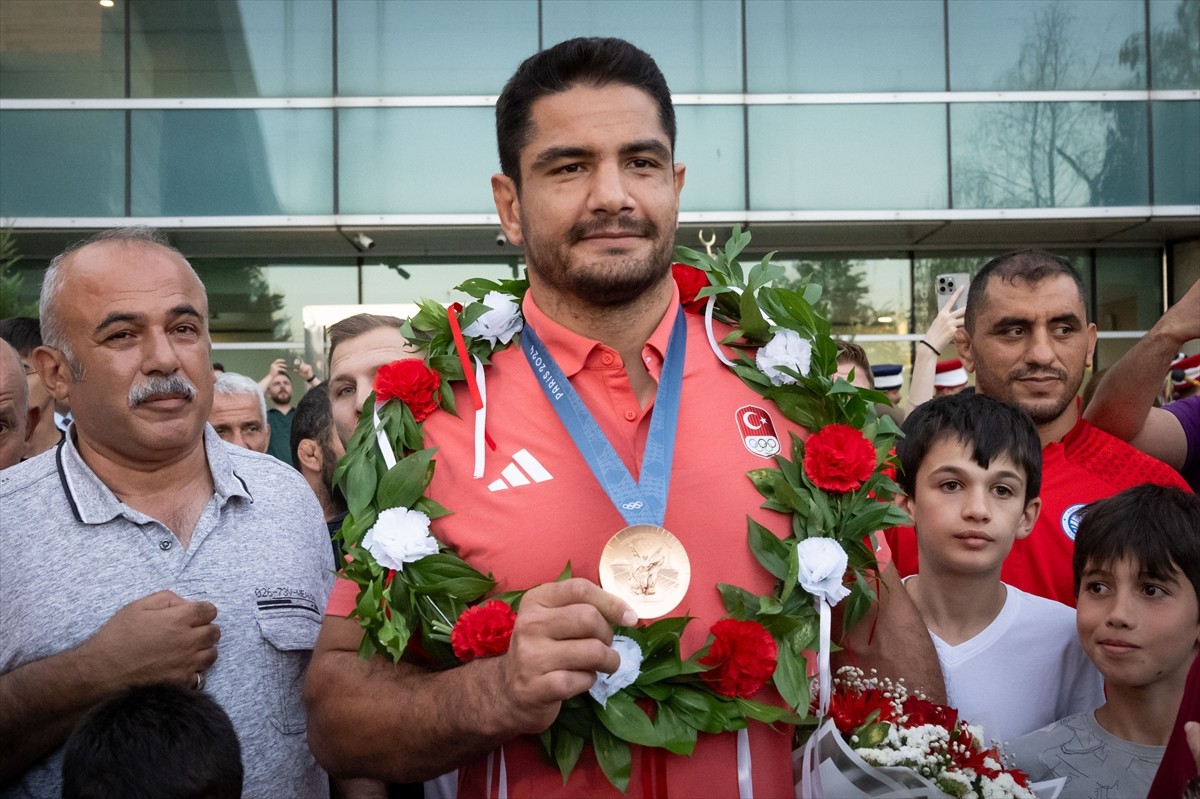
{"left": 747, "top": 518, "right": 791, "bottom": 581}
{"left": 738, "top": 288, "right": 771, "bottom": 341}
{"left": 773, "top": 634, "right": 811, "bottom": 714}
{"left": 592, "top": 723, "right": 632, "bottom": 793}
{"left": 376, "top": 447, "right": 437, "bottom": 511}
{"left": 651, "top": 702, "right": 698, "bottom": 755}
{"left": 717, "top": 583, "right": 759, "bottom": 620}
{"left": 342, "top": 455, "right": 379, "bottom": 518}
{"left": 595, "top": 693, "right": 659, "bottom": 747}
{"left": 553, "top": 729, "right": 585, "bottom": 785}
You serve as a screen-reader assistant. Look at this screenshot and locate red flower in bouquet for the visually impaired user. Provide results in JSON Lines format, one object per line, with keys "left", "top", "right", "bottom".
{"left": 374, "top": 359, "right": 442, "bottom": 422}
{"left": 672, "top": 263, "right": 710, "bottom": 314}
{"left": 698, "top": 619, "right": 778, "bottom": 698}
{"left": 451, "top": 600, "right": 517, "bottom": 662}
{"left": 804, "top": 424, "right": 877, "bottom": 493}
{"left": 828, "top": 686, "right": 901, "bottom": 735}
{"left": 901, "top": 695, "right": 959, "bottom": 729}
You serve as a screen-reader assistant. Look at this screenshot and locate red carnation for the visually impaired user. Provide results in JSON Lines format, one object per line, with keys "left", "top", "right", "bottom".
{"left": 374, "top": 359, "right": 441, "bottom": 422}
{"left": 829, "top": 687, "right": 900, "bottom": 735}
{"left": 672, "top": 263, "right": 710, "bottom": 314}
{"left": 803, "top": 424, "right": 877, "bottom": 493}
{"left": 901, "top": 695, "right": 959, "bottom": 730}
{"left": 451, "top": 600, "right": 517, "bottom": 662}
{"left": 697, "top": 619, "right": 778, "bottom": 698}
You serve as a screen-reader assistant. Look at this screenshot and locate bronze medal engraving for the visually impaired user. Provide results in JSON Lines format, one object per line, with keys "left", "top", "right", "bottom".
{"left": 599, "top": 525, "right": 691, "bottom": 619}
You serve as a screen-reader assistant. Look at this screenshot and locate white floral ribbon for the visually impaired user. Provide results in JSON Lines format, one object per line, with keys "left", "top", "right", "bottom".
{"left": 704, "top": 294, "right": 737, "bottom": 368}
{"left": 485, "top": 746, "right": 508, "bottom": 799}
{"left": 472, "top": 354, "right": 487, "bottom": 479}
{"left": 737, "top": 728, "right": 754, "bottom": 798}
{"left": 373, "top": 400, "right": 397, "bottom": 470}
{"left": 796, "top": 538, "right": 851, "bottom": 716}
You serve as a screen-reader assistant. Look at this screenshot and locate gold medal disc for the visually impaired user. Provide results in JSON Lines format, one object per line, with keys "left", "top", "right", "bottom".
{"left": 599, "top": 525, "right": 691, "bottom": 619}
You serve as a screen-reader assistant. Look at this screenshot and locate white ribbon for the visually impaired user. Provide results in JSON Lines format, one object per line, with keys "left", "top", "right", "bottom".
{"left": 472, "top": 354, "right": 487, "bottom": 479}
{"left": 737, "top": 728, "right": 754, "bottom": 798}
{"left": 704, "top": 294, "right": 737, "bottom": 368}
{"left": 796, "top": 538, "right": 851, "bottom": 717}
{"left": 372, "top": 401, "right": 397, "bottom": 470}
{"left": 485, "top": 746, "right": 508, "bottom": 799}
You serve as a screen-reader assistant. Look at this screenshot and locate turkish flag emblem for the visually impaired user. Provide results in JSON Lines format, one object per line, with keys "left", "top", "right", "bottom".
{"left": 735, "top": 405, "right": 781, "bottom": 458}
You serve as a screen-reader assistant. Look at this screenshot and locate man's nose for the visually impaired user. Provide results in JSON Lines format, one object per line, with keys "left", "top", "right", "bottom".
{"left": 588, "top": 160, "right": 635, "bottom": 215}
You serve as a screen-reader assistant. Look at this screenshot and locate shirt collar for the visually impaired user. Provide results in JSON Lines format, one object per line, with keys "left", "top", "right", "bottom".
{"left": 56, "top": 424, "right": 252, "bottom": 525}
{"left": 520, "top": 283, "right": 681, "bottom": 379}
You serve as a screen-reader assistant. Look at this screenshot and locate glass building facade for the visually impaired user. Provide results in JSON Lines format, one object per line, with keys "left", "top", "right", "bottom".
{"left": 1, "top": 0, "right": 1197, "bottom": 381}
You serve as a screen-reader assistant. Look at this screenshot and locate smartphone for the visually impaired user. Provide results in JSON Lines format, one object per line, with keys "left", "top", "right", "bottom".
{"left": 292, "top": 357, "right": 302, "bottom": 370}
{"left": 936, "top": 273, "right": 970, "bottom": 313}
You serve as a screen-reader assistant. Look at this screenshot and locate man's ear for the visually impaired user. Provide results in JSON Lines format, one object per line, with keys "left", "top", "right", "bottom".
{"left": 31, "top": 345, "right": 74, "bottom": 402}
{"left": 296, "top": 438, "right": 323, "bottom": 475}
{"left": 491, "top": 173, "right": 524, "bottom": 246}
{"left": 1016, "top": 497, "right": 1042, "bottom": 540}
{"left": 895, "top": 491, "right": 914, "bottom": 525}
{"left": 956, "top": 328, "right": 975, "bottom": 374}
{"left": 1084, "top": 322, "right": 1098, "bottom": 369}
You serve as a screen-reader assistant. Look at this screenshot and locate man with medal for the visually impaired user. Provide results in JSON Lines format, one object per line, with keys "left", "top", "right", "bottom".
{"left": 306, "top": 37, "right": 942, "bottom": 796}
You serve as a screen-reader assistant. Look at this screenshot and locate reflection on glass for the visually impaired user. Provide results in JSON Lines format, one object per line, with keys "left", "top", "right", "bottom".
{"left": 132, "top": 109, "right": 333, "bottom": 216}
{"left": 674, "top": 106, "right": 745, "bottom": 212}
{"left": 746, "top": 0, "right": 944, "bottom": 92}
{"left": 362, "top": 262, "right": 519, "bottom": 307}
{"left": 948, "top": 0, "right": 1146, "bottom": 90}
{"left": 1148, "top": 0, "right": 1200, "bottom": 89}
{"left": 952, "top": 103, "right": 1149, "bottom": 208}
{"left": 0, "top": 0, "right": 124, "bottom": 98}
{"left": 338, "top": 0, "right": 536, "bottom": 95}
{"left": 1095, "top": 249, "right": 1161, "bottom": 331}
{"left": 0, "top": 111, "right": 124, "bottom": 217}
{"left": 129, "top": 0, "right": 332, "bottom": 97}
{"left": 339, "top": 108, "right": 497, "bottom": 214}
{"left": 1153, "top": 101, "right": 1200, "bottom": 206}
{"left": 194, "top": 260, "right": 358, "bottom": 344}
{"left": 542, "top": 0, "right": 742, "bottom": 93}
{"left": 749, "top": 105, "right": 947, "bottom": 210}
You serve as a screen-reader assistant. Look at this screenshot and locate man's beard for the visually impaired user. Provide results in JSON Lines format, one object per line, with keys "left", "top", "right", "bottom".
{"left": 523, "top": 214, "right": 674, "bottom": 308}
{"left": 321, "top": 437, "right": 347, "bottom": 515}
{"left": 980, "top": 366, "right": 1083, "bottom": 426}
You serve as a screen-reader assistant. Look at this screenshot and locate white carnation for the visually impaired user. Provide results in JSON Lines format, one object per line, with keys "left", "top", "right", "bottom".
{"left": 756, "top": 329, "right": 812, "bottom": 386}
{"left": 589, "top": 635, "right": 643, "bottom": 707}
{"left": 462, "top": 291, "right": 523, "bottom": 346}
{"left": 796, "top": 537, "right": 851, "bottom": 605}
{"left": 362, "top": 507, "right": 439, "bottom": 571}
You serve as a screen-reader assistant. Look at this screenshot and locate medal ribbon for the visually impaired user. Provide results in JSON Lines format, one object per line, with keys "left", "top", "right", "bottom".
{"left": 521, "top": 308, "right": 686, "bottom": 528}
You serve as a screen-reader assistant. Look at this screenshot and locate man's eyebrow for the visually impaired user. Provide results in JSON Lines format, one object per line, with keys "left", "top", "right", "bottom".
{"left": 621, "top": 139, "right": 672, "bottom": 160}
{"left": 168, "top": 304, "right": 205, "bottom": 322}
{"left": 94, "top": 312, "right": 142, "bottom": 335}
{"left": 530, "top": 145, "right": 595, "bottom": 169}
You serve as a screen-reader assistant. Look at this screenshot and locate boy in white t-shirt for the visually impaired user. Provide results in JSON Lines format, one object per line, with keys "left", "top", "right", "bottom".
{"left": 896, "top": 394, "right": 1104, "bottom": 745}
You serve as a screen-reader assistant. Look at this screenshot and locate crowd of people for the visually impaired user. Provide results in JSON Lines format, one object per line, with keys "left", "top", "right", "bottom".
{"left": 0, "top": 36, "right": 1198, "bottom": 799}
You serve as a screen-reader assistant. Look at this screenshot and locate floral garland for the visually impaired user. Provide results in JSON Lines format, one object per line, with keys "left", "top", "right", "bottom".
{"left": 332, "top": 227, "right": 909, "bottom": 792}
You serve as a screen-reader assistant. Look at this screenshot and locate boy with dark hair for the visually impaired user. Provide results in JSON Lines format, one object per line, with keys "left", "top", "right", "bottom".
{"left": 1010, "top": 484, "right": 1200, "bottom": 798}
{"left": 61, "top": 683, "right": 242, "bottom": 799}
{"left": 898, "top": 394, "right": 1103, "bottom": 744}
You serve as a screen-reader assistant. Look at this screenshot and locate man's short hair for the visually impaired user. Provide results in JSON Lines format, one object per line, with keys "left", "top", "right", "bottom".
{"left": 834, "top": 340, "right": 874, "bottom": 388}
{"left": 964, "top": 249, "right": 1087, "bottom": 334}
{"left": 39, "top": 227, "right": 194, "bottom": 371}
{"left": 1072, "top": 484, "right": 1200, "bottom": 609}
{"left": 61, "top": 683, "right": 243, "bottom": 799}
{"left": 897, "top": 393, "right": 1043, "bottom": 504}
{"left": 326, "top": 313, "right": 405, "bottom": 369}
{"left": 495, "top": 37, "right": 676, "bottom": 188}
{"left": 213, "top": 372, "right": 267, "bottom": 424}
{"left": 290, "top": 382, "right": 334, "bottom": 468}
{"left": 0, "top": 316, "right": 43, "bottom": 357}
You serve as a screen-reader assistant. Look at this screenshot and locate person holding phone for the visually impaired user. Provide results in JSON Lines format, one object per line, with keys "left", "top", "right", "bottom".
{"left": 260, "top": 356, "right": 319, "bottom": 466}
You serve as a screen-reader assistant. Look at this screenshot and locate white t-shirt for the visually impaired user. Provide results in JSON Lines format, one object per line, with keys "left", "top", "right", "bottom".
{"left": 917, "top": 581, "right": 1105, "bottom": 746}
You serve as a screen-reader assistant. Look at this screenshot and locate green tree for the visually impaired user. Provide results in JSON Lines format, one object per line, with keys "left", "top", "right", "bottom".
{"left": 0, "top": 226, "right": 37, "bottom": 318}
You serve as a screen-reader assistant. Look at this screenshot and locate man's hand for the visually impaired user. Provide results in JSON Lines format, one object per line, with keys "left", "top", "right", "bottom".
{"left": 489, "top": 578, "right": 636, "bottom": 735}
{"left": 1158, "top": 280, "right": 1200, "bottom": 349}
{"left": 297, "top": 359, "right": 316, "bottom": 383}
{"left": 80, "top": 590, "right": 220, "bottom": 691}
{"left": 924, "top": 285, "right": 966, "bottom": 353}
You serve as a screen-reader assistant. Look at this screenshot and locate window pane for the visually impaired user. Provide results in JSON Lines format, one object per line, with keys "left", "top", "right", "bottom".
{"left": 542, "top": 0, "right": 742, "bottom": 93}
{"left": 0, "top": 111, "right": 124, "bottom": 217}
{"left": 675, "top": 106, "right": 744, "bottom": 212}
{"left": 0, "top": 0, "right": 124, "bottom": 98}
{"left": 129, "top": 0, "right": 332, "bottom": 97}
{"left": 948, "top": 0, "right": 1146, "bottom": 90}
{"left": 338, "top": 108, "right": 497, "bottom": 214}
{"left": 1154, "top": 101, "right": 1200, "bottom": 206}
{"left": 132, "top": 110, "right": 333, "bottom": 216}
{"left": 1149, "top": 0, "right": 1200, "bottom": 89}
{"left": 338, "top": 0, "right": 536, "bottom": 95}
{"left": 361, "top": 261, "right": 520, "bottom": 306}
{"left": 1095, "top": 249, "right": 1162, "bottom": 330}
{"left": 746, "top": 0, "right": 944, "bottom": 92}
{"left": 748, "top": 105, "right": 947, "bottom": 210}
{"left": 951, "top": 102, "right": 1149, "bottom": 208}
{"left": 195, "top": 260, "right": 357, "bottom": 344}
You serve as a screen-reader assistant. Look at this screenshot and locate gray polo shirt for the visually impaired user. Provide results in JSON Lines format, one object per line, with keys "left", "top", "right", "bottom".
{"left": 0, "top": 425, "right": 335, "bottom": 798}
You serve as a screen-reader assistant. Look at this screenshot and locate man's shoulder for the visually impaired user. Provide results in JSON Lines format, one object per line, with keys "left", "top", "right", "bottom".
{"left": 0, "top": 447, "right": 61, "bottom": 498}
{"left": 1061, "top": 418, "right": 1190, "bottom": 491}
{"left": 222, "top": 441, "right": 306, "bottom": 487}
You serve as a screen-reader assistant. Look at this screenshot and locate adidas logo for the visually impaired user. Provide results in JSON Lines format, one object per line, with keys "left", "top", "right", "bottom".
{"left": 488, "top": 449, "right": 554, "bottom": 492}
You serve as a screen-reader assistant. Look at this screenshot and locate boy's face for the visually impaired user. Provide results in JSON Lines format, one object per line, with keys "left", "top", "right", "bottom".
{"left": 898, "top": 436, "right": 1040, "bottom": 577}
{"left": 1076, "top": 556, "right": 1200, "bottom": 691}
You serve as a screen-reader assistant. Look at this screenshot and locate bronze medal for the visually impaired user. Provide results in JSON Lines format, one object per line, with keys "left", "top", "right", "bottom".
{"left": 599, "top": 525, "right": 691, "bottom": 619}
